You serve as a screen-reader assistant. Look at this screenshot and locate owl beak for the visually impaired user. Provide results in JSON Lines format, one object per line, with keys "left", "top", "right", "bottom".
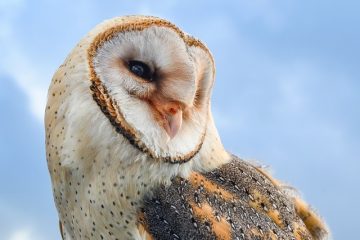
{"left": 164, "top": 109, "right": 182, "bottom": 139}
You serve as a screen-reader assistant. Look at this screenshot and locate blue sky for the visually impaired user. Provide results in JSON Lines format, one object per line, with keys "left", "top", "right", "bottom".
{"left": 0, "top": 0, "right": 359, "bottom": 239}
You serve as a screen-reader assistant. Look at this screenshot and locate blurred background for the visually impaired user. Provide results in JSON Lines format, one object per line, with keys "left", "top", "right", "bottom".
{"left": 1, "top": 0, "right": 359, "bottom": 239}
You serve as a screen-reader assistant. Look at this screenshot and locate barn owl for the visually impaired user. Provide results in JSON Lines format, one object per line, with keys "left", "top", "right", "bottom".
{"left": 45, "top": 16, "right": 329, "bottom": 240}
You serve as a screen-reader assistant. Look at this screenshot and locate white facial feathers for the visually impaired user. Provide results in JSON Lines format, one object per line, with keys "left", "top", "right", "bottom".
{"left": 92, "top": 24, "right": 216, "bottom": 160}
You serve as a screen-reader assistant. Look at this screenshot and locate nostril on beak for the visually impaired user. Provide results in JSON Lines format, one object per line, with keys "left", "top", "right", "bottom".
{"left": 168, "top": 107, "right": 178, "bottom": 115}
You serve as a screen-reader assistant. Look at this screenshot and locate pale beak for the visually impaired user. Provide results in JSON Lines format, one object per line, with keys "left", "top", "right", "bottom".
{"left": 164, "top": 109, "right": 182, "bottom": 139}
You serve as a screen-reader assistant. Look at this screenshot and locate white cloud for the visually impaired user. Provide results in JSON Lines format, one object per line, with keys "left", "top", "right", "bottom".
{"left": 8, "top": 227, "right": 45, "bottom": 240}
{"left": 9, "top": 228, "right": 33, "bottom": 240}
{"left": 0, "top": 0, "right": 47, "bottom": 123}
{"left": 0, "top": 46, "right": 48, "bottom": 122}
{"left": 0, "top": 200, "right": 46, "bottom": 240}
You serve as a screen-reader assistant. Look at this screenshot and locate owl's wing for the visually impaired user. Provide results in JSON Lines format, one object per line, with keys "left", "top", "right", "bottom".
{"left": 139, "top": 156, "right": 328, "bottom": 240}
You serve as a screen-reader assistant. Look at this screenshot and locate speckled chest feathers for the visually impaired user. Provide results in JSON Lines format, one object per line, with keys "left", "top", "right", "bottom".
{"left": 45, "top": 16, "right": 329, "bottom": 240}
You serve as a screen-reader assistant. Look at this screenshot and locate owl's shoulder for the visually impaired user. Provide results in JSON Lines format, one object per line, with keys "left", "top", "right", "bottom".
{"left": 139, "top": 156, "right": 329, "bottom": 240}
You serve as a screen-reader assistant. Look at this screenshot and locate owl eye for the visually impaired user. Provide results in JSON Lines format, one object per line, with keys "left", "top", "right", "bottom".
{"left": 128, "top": 60, "right": 153, "bottom": 81}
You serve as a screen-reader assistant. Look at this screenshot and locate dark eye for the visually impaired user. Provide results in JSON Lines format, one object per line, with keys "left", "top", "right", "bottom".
{"left": 128, "top": 60, "right": 153, "bottom": 81}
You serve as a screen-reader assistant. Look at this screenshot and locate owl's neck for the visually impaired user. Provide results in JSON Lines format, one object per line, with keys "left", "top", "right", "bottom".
{"left": 193, "top": 112, "right": 231, "bottom": 172}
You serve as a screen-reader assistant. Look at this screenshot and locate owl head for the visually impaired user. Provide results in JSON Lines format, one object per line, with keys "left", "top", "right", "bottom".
{"left": 48, "top": 16, "right": 229, "bottom": 169}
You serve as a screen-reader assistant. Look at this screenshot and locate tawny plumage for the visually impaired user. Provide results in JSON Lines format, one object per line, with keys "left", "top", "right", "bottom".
{"left": 45, "top": 15, "right": 329, "bottom": 240}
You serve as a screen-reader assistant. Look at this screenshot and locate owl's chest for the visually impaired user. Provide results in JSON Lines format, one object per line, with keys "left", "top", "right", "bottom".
{"left": 53, "top": 165, "right": 151, "bottom": 240}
